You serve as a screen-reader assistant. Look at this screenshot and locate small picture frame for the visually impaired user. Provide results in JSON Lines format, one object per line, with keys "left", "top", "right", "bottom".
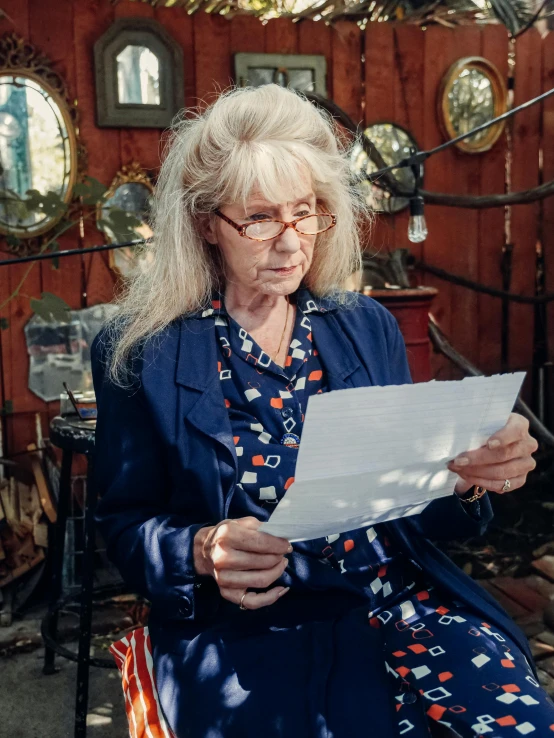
{"left": 94, "top": 18, "right": 184, "bottom": 128}
{"left": 234, "top": 53, "right": 327, "bottom": 97}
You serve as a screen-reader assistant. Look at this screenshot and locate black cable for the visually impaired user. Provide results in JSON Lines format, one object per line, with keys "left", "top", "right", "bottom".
{"left": 0, "top": 237, "right": 150, "bottom": 267}
{"left": 367, "top": 86, "right": 554, "bottom": 181}
{"left": 416, "top": 260, "right": 554, "bottom": 304}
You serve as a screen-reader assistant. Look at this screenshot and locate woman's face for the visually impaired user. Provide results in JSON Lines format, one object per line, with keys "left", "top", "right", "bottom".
{"left": 207, "top": 183, "right": 318, "bottom": 298}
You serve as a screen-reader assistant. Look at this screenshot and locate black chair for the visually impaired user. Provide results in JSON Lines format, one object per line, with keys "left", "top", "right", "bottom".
{"left": 41, "top": 415, "right": 117, "bottom": 738}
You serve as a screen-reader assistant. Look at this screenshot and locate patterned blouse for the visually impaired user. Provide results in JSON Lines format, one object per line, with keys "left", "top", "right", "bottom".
{"left": 199, "top": 287, "right": 422, "bottom": 612}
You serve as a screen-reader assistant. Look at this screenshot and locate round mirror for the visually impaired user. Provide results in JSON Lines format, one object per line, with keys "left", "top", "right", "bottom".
{"left": 0, "top": 72, "right": 78, "bottom": 237}
{"left": 350, "top": 123, "right": 422, "bottom": 214}
{"left": 439, "top": 57, "right": 507, "bottom": 154}
{"left": 97, "top": 162, "right": 154, "bottom": 279}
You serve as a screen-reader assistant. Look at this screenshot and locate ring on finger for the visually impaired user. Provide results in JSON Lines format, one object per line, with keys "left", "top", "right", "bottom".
{"left": 502, "top": 479, "right": 511, "bottom": 492}
{"left": 239, "top": 591, "right": 249, "bottom": 611}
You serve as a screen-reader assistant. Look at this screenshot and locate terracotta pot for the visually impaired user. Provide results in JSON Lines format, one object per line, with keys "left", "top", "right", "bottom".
{"left": 367, "top": 287, "right": 438, "bottom": 383}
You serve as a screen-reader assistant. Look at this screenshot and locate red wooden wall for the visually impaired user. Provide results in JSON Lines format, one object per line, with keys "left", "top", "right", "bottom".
{"left": 0, "top": 0, "right": 550, "bottom": 456}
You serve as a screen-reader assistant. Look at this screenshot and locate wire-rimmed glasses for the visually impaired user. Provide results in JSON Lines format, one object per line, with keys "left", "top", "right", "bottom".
{"left": 214, "top": 209, "right": 337, "bottom": 242}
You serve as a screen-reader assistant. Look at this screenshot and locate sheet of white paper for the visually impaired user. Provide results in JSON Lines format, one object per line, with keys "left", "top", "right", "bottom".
{"left": 259, "top": 373, "right": 525, "bottom": 542}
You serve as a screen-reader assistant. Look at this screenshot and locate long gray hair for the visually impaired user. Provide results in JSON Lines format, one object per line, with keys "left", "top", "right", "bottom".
{"left": 105, "top": 84, "right": 368, "bottom": 385}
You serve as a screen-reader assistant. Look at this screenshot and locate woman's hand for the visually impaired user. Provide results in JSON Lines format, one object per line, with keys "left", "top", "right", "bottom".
{"left": 193, "top": 516, "right": 291, "bottom": 610}
{"left": 447, "top": 412, "right": 538, "bottom": 495}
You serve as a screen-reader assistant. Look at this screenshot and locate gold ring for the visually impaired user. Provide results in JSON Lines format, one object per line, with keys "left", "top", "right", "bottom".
{"left": 502, "top": 479, "right": 511, "bottom": 492}
{"left": 239, "top": 592, "right": 248, "bottom": 610}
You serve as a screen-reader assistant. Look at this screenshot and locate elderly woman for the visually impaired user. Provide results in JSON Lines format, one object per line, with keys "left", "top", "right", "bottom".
{"left": 92, "top": 85, "right": 552, "bottom": 738}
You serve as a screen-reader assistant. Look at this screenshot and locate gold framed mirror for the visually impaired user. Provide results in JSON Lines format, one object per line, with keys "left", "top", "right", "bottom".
{"left": 0, "top": 33, "right": 84, "bottom": 241}
{"left": 438, "top": 57, "right": 508, "bottom": 154}
{"left": 97, "top": 161, "right": 154, "bottom": 279}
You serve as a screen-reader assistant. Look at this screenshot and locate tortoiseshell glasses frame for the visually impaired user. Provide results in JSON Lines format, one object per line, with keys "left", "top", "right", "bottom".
{"left": 213, "top": 209, "right": 337, "bottom": 242}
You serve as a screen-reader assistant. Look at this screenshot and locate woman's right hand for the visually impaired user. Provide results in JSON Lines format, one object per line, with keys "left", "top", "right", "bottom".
{"left": 193, "top": 517, "right": 292, "bottom": 610}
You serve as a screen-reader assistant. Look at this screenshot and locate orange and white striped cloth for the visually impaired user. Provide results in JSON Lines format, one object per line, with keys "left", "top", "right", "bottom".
{"left": 110, "top": 627, "right": 176, "bottom": 738}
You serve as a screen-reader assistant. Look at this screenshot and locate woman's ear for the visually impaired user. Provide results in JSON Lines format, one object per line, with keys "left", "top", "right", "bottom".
{"left": 198, "top": 214, "right": 217, "bottom": 245}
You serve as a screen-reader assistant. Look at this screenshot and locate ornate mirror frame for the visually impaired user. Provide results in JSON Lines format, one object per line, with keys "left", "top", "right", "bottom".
{"left": 0, "top": 33, "right": 85, "bottom": 244}
{"left": 94, "top": 18, "right": 184, "bottom": 128}
{"left": 97, "top": 161, "right": 154, "bottom": 278}
{"left": 438, "top": 56, "right": 508, "bottom": 154}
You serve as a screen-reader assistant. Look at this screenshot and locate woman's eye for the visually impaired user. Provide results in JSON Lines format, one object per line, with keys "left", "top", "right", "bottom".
{"left": 248, "top": 213, "right": 271, "bottom": 221}
{"left": 296, "top": 210, "right": 311, "bottom": 217}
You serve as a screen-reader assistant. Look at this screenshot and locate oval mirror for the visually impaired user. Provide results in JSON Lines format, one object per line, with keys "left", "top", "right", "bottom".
{"left": 97, "top": 162, "right": 154, "bottom": 279}
{"left": 439, "top": 57, "right": 507, "bottom": 153}
{"left": 350, "top": 123, "right": 422, "bottom": 214}
{"left": 0, "top": 72, "right": 78, "bottom": 238}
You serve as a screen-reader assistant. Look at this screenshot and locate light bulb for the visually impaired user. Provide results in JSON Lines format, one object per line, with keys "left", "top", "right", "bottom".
{"left": 408, "top": 195, "right": 428, "bottom": 243}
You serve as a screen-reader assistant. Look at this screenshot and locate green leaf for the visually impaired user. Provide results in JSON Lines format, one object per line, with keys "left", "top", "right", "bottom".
{"left": 74, "top": 176, "right": 107, "bottom": 205}
{"left": 24, "top": 189, "right": 67, "bottom": 218}
{"left": 101, "top": 207, "right": 143, "bottom": 241}
{"left": 30, "top": 292, "right": 72, "bottom": 324}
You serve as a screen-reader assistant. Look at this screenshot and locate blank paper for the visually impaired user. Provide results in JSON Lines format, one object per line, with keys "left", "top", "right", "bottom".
{"left": 259, "top": 373, "right": 525, "bottom": 542}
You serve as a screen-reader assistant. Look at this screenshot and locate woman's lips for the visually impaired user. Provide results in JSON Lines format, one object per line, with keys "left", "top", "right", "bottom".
{"left": 271, "top": 265, "right": 297, "bottom": 274}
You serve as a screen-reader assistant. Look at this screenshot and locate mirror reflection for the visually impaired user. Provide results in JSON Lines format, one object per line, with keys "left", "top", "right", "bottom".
{"left": 25, "top": 304, "right": 119, "bottom": 402}
{"left": 117, "top": 45, "right": 160, "bottom": 105}
{"left": 448, "top": 68, "right": 494, "bottom": 146}
{"left": 97, "top": 164, "right": 155, "bottom": 279}
{"left": 0, "top": 74, "right": 73, "bottom": 234}
{"left": 350, "top": 123, "right": 421, "bottom": 214}
{"left": 248, "top": 67, "right": 316, "bottom": 93}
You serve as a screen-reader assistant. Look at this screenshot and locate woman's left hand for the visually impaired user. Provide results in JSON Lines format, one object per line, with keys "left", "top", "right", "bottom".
{"left": 447, "top": 412, "right": 538, "bottom": 495}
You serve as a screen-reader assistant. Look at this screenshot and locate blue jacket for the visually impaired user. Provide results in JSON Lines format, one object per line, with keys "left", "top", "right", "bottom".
{"left": 92, "top": 294, "right": 532, "bottom": 738}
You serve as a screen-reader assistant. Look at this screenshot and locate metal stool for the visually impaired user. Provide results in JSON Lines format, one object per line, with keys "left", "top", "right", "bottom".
{"left": 41, "top": 415, "right": 117, "bottom": 738}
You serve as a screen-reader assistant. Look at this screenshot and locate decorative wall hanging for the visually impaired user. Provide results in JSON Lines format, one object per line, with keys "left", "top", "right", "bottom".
{"left": 94, "top": 18, "right": 184, "bottom": 128}
{"left": 235, "top": 53, "right": 327, "bottom": 96}
{"left": 0, "top": 33, "right": 85, "bottom": 242}
{"left": 97, "top": 161, "right": 154, "bottom": 278}
{"left": 350, "top": 123, "right": 422, "bottom": 214}
{"left": 438, "top": 57, "right": 508, "bottom": 154}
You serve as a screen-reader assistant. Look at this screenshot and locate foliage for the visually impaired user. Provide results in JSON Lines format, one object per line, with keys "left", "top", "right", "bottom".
{"left": 30, "top": 292, "right": 72, "bottom": 324}
{"left": 0, "top": 176, "right": 144, "bottom": 317}
{"left": 136, "top": 0, "right": 551, "bottom": 35}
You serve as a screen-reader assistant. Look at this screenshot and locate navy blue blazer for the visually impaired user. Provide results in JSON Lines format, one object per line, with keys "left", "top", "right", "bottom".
{"left": 91, "top": 293, "right": 532, "bottom": 738}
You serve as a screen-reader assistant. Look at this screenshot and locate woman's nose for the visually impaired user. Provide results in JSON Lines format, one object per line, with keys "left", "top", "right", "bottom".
{"left": 274, "top": 224, "right": 301, "bottom": 252}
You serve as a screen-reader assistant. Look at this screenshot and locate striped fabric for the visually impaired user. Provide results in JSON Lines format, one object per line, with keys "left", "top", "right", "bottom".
{"left": 110, "top": 627, "right": 175, "bottom": 738}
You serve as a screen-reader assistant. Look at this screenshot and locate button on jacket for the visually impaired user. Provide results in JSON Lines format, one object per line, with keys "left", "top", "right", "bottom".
{"left": 91, "top": 292, "right": 533, "bottom": 738}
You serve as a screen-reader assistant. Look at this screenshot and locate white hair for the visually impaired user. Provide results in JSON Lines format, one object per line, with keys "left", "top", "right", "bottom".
{"left": 105, "top": 84, "right": 369, "bottom": 384}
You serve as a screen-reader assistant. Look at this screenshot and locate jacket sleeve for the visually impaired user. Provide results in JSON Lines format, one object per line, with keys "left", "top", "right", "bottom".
{"left": 384, "top": 308, "right": 494, "bottom": 541}
{"left": 91, "top": 332, "right": 219, "bottom": 623}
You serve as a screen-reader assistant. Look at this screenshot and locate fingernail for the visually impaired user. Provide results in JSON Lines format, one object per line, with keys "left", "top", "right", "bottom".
{"left": 278, "top": 587, "right": 290, "bottom": 597}
{"left": 488, "top": 439, "right": 501, "bottom": 449}
{"left": 287, "top": 544, "right": 293, "bottom": 553}
{"left": 453, "top": 456, "right": 469, "bottom": 466}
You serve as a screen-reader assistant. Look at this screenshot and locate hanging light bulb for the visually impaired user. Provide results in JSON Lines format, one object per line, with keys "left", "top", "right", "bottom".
{"left": 408, "top": 195, "right": 428, "bottom": 243}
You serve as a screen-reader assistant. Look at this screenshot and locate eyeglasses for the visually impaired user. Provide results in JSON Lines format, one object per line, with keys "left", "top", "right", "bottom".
{"left": 213, "top": 209, "right": 337, "bottom": 242}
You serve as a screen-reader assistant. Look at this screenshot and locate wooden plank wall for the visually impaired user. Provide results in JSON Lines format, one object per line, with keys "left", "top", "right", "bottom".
{"left": 0, "top": 1, "right": 550, "bottom": 456}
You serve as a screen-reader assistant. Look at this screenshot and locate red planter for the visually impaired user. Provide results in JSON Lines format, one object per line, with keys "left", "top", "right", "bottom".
{"left": 369, "top": 287, "right": 438, "bottom": 383}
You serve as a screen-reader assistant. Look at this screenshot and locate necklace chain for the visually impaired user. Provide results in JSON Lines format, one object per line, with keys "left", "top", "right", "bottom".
{"left": 272, "top": 295, "right": 290, "bottom": 364}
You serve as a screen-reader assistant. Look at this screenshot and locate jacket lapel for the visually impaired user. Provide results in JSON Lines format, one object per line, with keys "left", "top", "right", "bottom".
{"left": 175, "top": 317, "right": 235, "bottom": 448}
{"left": 308, "top": 312, "right": 364, "bottom": 390}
